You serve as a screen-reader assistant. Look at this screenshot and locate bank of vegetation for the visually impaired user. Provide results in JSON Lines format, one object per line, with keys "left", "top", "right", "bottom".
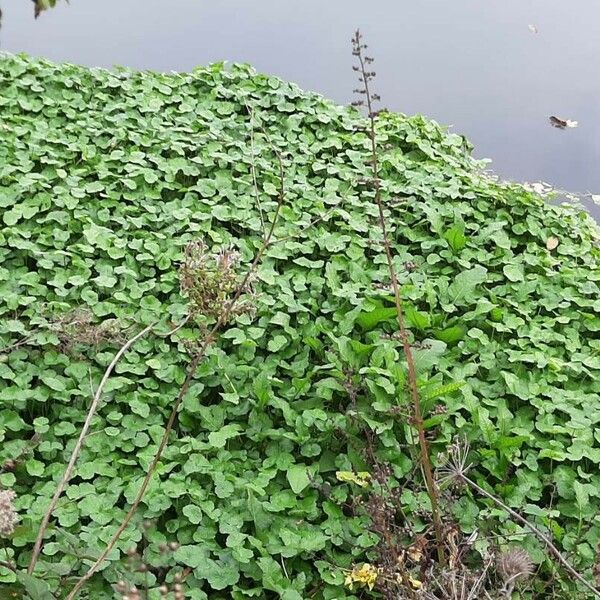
{"left": 0, "top": 48, "right": 599, "bottom": 598}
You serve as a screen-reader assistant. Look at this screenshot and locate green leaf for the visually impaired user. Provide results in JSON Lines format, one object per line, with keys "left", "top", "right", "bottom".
{"left": 195, "top": 556, "right": 240, "bottom": 590}
{"left": 444, "top": 223, "right": 467, "bottom": 252}
{"left": 16, "top": 573, "right": 54, "bottom": 600}
{"left": 174, "top": 545, "right": 209, "bottom": 569}
{"left": 207, "top": 424, "right": 241, "bottom": 448}
{"left": 356, "top": 306, "right": 397, "bottom": 330}
{"left": 434, "top": 325, "right": 465, "bottom": 344}
{"left": 424, "top": 381, "right": 465, "bottom": 400}
{"left": 573, "top": 481, "right": 589, "bottom": 513}
{"left": 182, "top": 504, "right": 203, "bottom": 524}
{"left": 3, "top": 210, "right": 19, "bottom": 226}
{"left": 447, "top": 266, "right": 487, "bottom": 306}
{"left": 40, "top": 374, "right": 66, "bottom": 392}
{"left": 405, "top": 305, "right": 430, "bottom": 330}
{"left": 503, "top": 263, "right": 525, "bottom": 282}
{"left": 267, "top": 335, "right": 288, "bottom": 352}
{"left": 287, "top": 464, "right": 310, "bottom": 494}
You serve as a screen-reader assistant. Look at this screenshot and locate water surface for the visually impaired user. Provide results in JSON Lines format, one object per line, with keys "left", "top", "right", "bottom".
{"left": 1, "top": 0, "right": 599, "bottom": 217}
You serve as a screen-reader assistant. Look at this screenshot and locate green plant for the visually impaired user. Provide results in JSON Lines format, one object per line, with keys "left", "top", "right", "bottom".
{"left": 0, "top": 51, "right": 599, "bottom": 599}
{"left": 64, "top": 150, "right": 285, "bottom": 600}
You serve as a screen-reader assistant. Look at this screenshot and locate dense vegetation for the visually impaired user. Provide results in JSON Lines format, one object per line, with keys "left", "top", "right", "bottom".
{"left": 0, "top": 52, "right": 599, "bottom": 598}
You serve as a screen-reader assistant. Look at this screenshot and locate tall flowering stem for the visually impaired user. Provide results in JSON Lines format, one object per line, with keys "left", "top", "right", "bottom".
{"left": 351, "top": 29, "right": 445, "bottom": 564}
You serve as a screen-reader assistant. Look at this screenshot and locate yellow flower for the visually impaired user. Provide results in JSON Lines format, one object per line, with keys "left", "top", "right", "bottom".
{"left": 408, "top": 575, "right": 423, "bottom": 590}
{"left": 344, "top": 563, "right": 379, "bottom": 590}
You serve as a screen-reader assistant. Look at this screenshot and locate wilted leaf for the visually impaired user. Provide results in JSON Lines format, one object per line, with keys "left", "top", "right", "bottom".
{"left": 546, "top": 236, "right": 559, "bottom": 250}
{"left": 336, "top": 471, "right": 371, "bottom": 487}
{"left": 523, "top": 181, "right": 553, "bottom": 196}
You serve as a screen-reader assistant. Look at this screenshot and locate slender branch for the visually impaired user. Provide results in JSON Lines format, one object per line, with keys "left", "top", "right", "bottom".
{"left": 0, "top": 336, "right": 31, "bottom": 354}
{"left": 65, "top": 152, "right": 286, "bottom": 600}
{"left": 28, "top": 323, "right": 156, "bottom": 574}
{"left": 0, "top": 560, "right": 16, "bottom": 572}
{"left": 154, "top": 314, "right": 192, "bottom": 338}
{"left": 461, "top": 473, "right": 600, "bottom": 599}
{"left": 246, "top": 105, "right": 266, "bottom": 236}
{"left": 352, "top": 29, "right": 445, "bottom": 564}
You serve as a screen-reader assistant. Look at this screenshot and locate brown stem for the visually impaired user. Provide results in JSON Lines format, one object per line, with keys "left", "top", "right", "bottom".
{"left": 65, "top": 153, "right": 285, "bottom": 600}
{"left": 28, "top": 322, "right": 156, "bottom": 574}
{"left": 352, "top": 29, "right": 445, "bottom": 564}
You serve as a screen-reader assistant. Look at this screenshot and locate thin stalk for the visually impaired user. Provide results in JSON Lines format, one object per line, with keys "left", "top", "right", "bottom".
{"left": 352, "top": 29, "right": 445, "bottom": 564}
{"left": 0, "top": 336, "right": 31, "bottom": 354}
{"left": 28, "top": 322, "right": 156, "bottom": 574}
{"left": 0, "top": 561, "right": 15, "bottom": 573}
{"left": 460, "top": 473, "right": 600, "bottom": 599}
{"left": 65, "top": 154, "right": 285, "bottom": 600}
{"left": 246, "top": 105, "right": 266, "bottom": 236}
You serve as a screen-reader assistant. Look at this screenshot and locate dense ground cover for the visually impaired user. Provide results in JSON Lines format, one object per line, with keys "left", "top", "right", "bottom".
{"left": 0, "top": 53, "right": 599, "bottom": 598}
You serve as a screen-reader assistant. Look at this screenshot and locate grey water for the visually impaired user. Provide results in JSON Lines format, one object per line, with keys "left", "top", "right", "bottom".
{"left": 2, "top": 0, "right": 600, "bottom": 219}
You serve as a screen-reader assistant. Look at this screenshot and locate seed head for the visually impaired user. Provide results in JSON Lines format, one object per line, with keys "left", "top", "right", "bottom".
{"left": 179, "top": 240, "right": 255, "bottom": 323}
{"left": 497, "top": 548, "right": 534, "bottom": 582}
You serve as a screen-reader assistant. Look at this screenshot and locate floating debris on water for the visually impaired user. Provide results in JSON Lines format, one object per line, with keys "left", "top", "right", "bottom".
{"left": 549, "top": 116, "right": 578, "bottom": 129}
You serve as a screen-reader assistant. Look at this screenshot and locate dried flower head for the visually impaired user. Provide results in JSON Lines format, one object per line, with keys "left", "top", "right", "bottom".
{"left": 0, "top": 489, "right": 18, "bottom": 537}
{"left": 179, "top": 240, "right": 255, "bottom": 323}
{"left": 49, "top": 307, "right": 128, "bottom": 352}
{"left": 497, "top": 548, "right": 534, "bottom": 583}
{"left": 437, "top": 438, "right": 472, "bottom": 487}
{"left": 351, "top": 30, "right": 380, "bottom": 119}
